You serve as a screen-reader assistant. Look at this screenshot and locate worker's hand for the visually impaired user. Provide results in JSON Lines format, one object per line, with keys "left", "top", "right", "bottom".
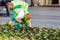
{"left": 19, "top": 21, "right": 24, "bottom": 24}
{"left": 28, "top": 23, "right": 31, "bottom": 27}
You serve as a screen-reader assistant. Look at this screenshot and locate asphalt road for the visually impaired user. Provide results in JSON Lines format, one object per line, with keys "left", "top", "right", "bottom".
{"left": 0, "top": 7, "right": 60, "bottom": 28}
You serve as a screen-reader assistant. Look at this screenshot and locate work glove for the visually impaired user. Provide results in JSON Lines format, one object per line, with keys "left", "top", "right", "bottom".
{"left": 19, "top": 21, "right": 24, "bottom": 24}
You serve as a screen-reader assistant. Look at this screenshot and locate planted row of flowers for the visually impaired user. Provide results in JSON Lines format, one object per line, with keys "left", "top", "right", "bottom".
{"left": 0, "top": 24, "right": 60, "bottom": 40}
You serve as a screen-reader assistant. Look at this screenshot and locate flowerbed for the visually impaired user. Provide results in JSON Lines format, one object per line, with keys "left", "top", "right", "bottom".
{"left": 0, "top": 24, "right": 60, "bottom": 40}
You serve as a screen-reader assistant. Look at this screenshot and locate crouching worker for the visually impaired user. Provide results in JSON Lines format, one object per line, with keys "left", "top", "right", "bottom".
{"left": 11, "top": 9, "right": 32, "bottom": 30}
{"left": 7, "top": 0, "right": 32, "bottom": 30}
{"left": 7, "top": 9, "right": 32, "bottom": 30}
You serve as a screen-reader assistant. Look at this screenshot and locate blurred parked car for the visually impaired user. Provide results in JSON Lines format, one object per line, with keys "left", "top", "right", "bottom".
{"left": 0, "top": 0, "right": 11, "bottom": 16}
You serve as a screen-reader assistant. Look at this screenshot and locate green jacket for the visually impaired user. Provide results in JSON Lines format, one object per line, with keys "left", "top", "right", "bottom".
{"left": 12, "top": 1, "right": 29, "bottom": 14}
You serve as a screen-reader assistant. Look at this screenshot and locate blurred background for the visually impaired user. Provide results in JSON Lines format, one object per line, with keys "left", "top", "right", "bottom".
{"left": 0, "top": 0, "right": 60, "bottom": 28}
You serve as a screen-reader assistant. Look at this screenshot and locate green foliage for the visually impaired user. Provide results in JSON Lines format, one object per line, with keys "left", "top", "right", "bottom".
{"left": 0, "top": 25, "right": 60, "bottom": 40}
